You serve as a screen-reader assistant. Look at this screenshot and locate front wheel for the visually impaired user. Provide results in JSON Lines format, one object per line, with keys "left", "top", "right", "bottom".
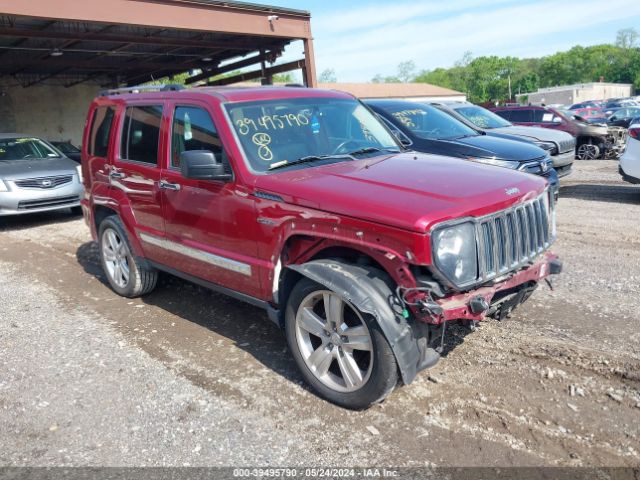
{"left": 285, "top": 277, "right": 398, "bottom": 409}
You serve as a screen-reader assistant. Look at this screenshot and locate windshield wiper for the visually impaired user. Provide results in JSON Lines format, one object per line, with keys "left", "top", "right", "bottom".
{"left": 345, "top": 147, "right": 400, "bottom": 156}
{"left": 268, "top": 154, "right": 352, "bottom": 171}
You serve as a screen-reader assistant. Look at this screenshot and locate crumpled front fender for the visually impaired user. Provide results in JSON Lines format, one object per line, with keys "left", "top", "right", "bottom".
{"left": 287, "top": 259, "right": 438, "bottom": 384}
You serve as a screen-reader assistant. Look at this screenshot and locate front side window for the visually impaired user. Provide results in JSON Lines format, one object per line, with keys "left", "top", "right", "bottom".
{"left": 0, "top": 137, "right": 61, "bottom": 161}
{"left": 171, "top": 106, "right": 223, "bottom": 168}
{"left": 225, "top": 97, "right": 400, "bottom": 173}
{"left": 89, "top": 106, "right": 115, "bottom": 157}
{"left": 378, "top": 103, "right": 478, "bottom": 141}
{"left": 120, "top": 105, "right": 163, "bottom": 165}
{"left": 454, "top": 105, "right": 512, "bottom": 129}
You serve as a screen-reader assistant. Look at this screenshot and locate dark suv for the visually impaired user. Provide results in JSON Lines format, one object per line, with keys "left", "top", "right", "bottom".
{"left": 81, "top": 85, "right": 561, "bottom": 409}
{"left": 491, "top": 106, "right": 626, "bottom": 160}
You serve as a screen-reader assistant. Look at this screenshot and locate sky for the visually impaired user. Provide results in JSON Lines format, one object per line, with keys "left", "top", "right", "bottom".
{"left": 244, "top": 0, "right": 640, "bottom": 82}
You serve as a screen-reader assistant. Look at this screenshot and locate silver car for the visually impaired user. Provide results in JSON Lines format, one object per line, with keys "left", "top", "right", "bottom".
{"left": 0, "top": 134, "right": 83, "bottom": 216}
{"left": 431, "top": 102, "right": 575, "bottom": 178}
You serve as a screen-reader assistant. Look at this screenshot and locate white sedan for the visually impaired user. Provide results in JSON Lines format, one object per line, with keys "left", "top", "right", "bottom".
{"left": 620, "top": 121, "right": 640, "bottom": 184}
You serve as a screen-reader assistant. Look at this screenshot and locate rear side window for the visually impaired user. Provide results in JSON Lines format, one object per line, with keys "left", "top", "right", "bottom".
{"left": 507, "top": 109, "right": 533, "bottom": 122}
{"left": 171, "top": 106, "right": 222, "bottom": 168}
{"left": 494, "top": 110, "right": 511, "bottom": 121}
{"left": 89, "top": 106, "right": 115, "bottom": 157}
{"left": 120, "top": 105, "right": 163, "bottom": 165}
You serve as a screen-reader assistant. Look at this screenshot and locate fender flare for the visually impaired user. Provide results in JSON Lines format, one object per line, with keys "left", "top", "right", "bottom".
{"left": 287, "top": 259, "right": 438, "bottom": 384}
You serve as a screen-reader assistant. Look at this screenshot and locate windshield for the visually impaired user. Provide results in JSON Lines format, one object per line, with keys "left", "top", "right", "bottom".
{"left": 225, "top": 97, "right": 400, "bottom": 173}
{"left": 454, "top": 105, "right": 512, "bottom": 129}
{"left": 377, "top": 103, "right": 478, "bottom": 140}
{"left": 0, "top": 137, "right": 61, "bottom": 161}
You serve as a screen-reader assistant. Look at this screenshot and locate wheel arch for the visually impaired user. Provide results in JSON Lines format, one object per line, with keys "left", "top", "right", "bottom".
{"left": 285, "top": 258, "right": 436, "bottom": 385}
{"left": 92, "top": 200, "right": 145, "bottom": 257}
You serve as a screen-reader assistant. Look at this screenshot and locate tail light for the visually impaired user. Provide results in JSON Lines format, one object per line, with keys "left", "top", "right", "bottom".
{"left": 629, "top": 128, "right": 640, "bottom": 139}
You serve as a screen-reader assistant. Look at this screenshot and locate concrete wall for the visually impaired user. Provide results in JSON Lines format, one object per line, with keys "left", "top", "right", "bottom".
{"left": 518, "top": 83, "right": 634, "bottom": 106}
{"left": 0, "top": 80, "right": 101, "bottom": 146}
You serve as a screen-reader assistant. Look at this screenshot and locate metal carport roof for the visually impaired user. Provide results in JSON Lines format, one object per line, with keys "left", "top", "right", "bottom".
{"left": 0, "top": 0, "right": 316, "bottom": 88}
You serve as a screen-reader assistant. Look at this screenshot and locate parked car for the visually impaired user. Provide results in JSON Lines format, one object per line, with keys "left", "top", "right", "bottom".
{"left": 569, "top": 101, "right": 600, "bottom": 110}
{"left": 572, "top": 107, "right": 608, "bottom": 125}
{"left": 602, "top": 98, "right": 638, "bottom": 116}
{"left": 50, "top": 140, "right": 82, "bottom": 162}
{"left": 491, "top": 105, "right": 627, "bottom": 160}
{"left": 81, "top": 85, "right": 562, "bottom": 409}
{"left": 365, "top": 100, "right": 558, "bottom": 193}
{"left": 431, "top": 102, "right": 574, "bottom": 178}
{"left": 619, "top": 120, "right": 640, "bottom": 184}
{"left": 0, "top": 134, "right": 82, "bottom": 217}
{"left": 607, "top": 106, "right": 640, "bottom": 129}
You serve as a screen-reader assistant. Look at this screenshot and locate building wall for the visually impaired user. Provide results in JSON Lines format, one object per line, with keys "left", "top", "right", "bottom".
{"left": 0, "top": 80, "right": 101, "bottom": 146}
{"left": 519, "top": 83, "right": 633, "bottom": 106}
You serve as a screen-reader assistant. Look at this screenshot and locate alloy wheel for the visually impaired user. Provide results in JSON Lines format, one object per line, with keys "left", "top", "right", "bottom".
{"left": 295, "top": 290, "right": 373, "bottom": 392}
{"left": 577, "top": 143, "right": 600, "bottom": 160}
{"left": 101, "top": 228, "right": 131, "bottom": 289}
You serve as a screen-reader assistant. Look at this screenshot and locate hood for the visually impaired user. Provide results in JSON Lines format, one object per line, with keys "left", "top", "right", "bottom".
{"left": 0, "top": 156, "right": 78, "bottom": 180}
{"left": 253, "top": 152, "right": 547, "bottom": 233}
{"left": 489, "top": 125, "right": 573, "bottom": 143}
{"left": 574, "top": 119, "right": 609, "bottom": 136}
{"left": 436, "top": 134, "right": 546, "bottom": 162}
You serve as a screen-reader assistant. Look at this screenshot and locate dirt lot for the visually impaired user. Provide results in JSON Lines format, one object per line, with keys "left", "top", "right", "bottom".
{"left": 1, "top": 160, "right": 639, "bottom": 467}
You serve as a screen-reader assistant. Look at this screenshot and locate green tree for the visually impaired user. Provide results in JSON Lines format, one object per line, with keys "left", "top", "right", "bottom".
{"left": 397, "top": 60, "right": 417, "bottom": 83}
{"left": 272, "top": 72, "right": 294, "bottom": 83}
{"left": 319, "top": 68, "right": 337, "bottom": 83}
{"left": 616, "top": 27, "right": 639, "bottom": 49}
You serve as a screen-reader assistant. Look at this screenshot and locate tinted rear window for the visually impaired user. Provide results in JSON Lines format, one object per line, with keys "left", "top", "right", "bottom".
{"left": 89, "top": 106, "right": 115, "bottom": 157}
{"left": 507, "top": 109, "right": 533, "bottom": 122}
{"left": 120, "top": 105, "right": 163, "bottom": 165}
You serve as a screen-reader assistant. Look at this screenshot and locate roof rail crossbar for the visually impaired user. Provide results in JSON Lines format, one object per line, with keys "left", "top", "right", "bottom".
{"left": 99, "top": 84, "right": 185, "bottom": 96}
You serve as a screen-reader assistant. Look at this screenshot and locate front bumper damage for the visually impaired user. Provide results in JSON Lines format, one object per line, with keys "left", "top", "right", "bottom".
{"left": 430, "top": 251, "right": 562, "bottom": 323}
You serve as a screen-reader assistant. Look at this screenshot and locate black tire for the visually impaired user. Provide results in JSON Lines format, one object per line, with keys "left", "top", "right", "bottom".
{"left": 98, "top": 215, "right": 158, "bottom": 298}
{"left": 285, "top": 276, "right": 398, "bottom": 409}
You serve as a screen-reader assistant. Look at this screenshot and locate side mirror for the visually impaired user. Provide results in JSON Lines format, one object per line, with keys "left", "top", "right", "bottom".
{"left": 610, "top": 115, "right": 617, "bottom": 121}
{"left": 180, "top": 150, "right": 231, "bottom": 181}
{"left": 552, "top": 116, "right": 562, "bottom": 123}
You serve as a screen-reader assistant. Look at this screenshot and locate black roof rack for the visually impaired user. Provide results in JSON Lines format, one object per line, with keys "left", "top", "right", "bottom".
{"left": 99, "top": 84, "right": 185, "bottom": 97}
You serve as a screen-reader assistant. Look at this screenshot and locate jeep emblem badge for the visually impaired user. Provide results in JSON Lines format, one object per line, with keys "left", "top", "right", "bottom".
{"left": 505, "top": 187, "right": 520, "bottom": 196}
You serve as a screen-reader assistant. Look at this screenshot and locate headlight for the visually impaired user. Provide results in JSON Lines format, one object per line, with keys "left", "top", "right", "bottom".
{"left": 431, "top": 221, "right": 478, "bottom": 287}
{"left": 534, "top": 141, "right": 558, "bottom": 155}
{"left": 468, "top": 157, "right": 519, "bottom": 169}
{"left": 0, "top": 179, "right": 8, "bottom": 192}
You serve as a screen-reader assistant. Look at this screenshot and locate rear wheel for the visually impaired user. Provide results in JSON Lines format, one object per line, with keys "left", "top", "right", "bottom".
{"left": 285, "top": 277, "right": 398, "bottom": 409}
{"left": 98, "top": 216, "right": 157, "bottom": 297}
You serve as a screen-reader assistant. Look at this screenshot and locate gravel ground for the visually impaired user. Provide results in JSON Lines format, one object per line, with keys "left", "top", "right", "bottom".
{"left": 0, "top": 160, "right": 639, "bottom": 467}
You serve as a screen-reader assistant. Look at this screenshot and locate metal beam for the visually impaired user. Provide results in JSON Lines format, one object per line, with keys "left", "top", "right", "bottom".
{"left": 0, "top": 0, "right": 312, "bottom": 39}
{"left": 185, "top": 50, "right": 282, "bottom": 84}
{"left": 206, "top": 59, "right": 305, "bottom": 86}
{"left": 0, "top": 26, "right": 285, "bottom": 51}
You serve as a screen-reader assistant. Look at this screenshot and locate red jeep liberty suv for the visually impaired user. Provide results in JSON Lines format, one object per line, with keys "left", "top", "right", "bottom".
{"left": 81, "top": 85, "right": 561, "bottom": 409}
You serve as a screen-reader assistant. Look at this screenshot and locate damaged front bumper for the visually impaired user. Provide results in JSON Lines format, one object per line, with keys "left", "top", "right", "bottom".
{"left": 429, "top": 251, "right": 562, "bottom": 323}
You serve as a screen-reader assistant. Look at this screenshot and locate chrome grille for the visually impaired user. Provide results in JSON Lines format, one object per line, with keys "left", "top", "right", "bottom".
{"left": 559, "top": 139, "right": 576, "bottom": 154}
{"left": 476, "top": 191, "right": 554, "bottom": 282}
{"left": 14, "top": 175, "right": 72, "bottom": 189}
{"left": 17, "top": 195, "right": 79, "bottom": 210}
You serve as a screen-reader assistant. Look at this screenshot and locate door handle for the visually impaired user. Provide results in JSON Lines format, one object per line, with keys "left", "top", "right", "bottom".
{"left": 109, "top": 171, "right": 126, "bottom": 179}
{"left": 159, "top": 179, "right": 181, "bottom": 191}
